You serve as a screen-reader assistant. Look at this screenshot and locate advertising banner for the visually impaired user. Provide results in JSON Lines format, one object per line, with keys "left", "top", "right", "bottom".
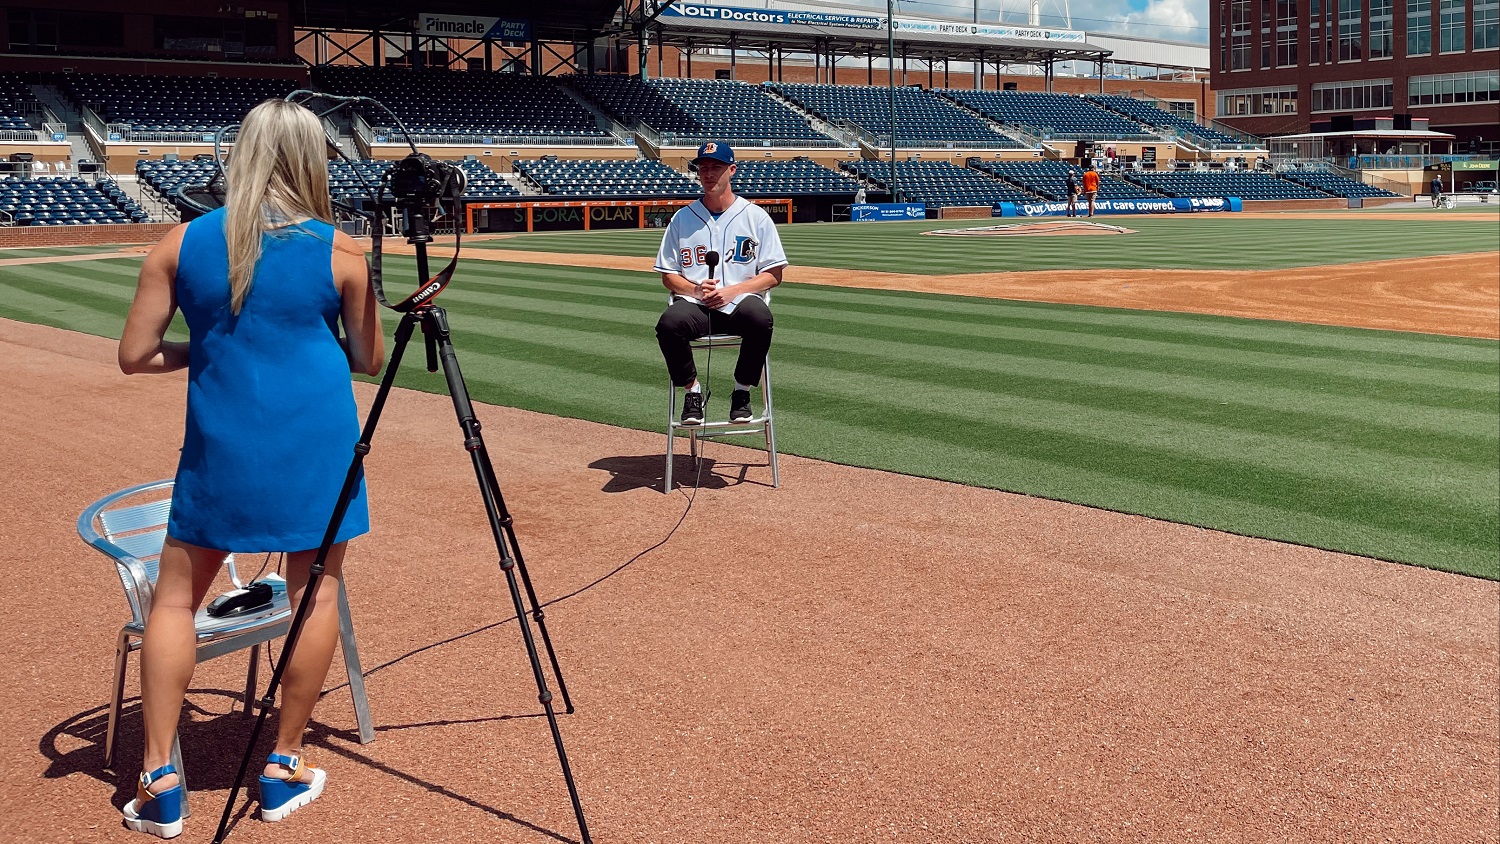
{"left": 658, "top": 4, "right": 1083, "bottom": 42}
{"left": 852, "top": 202, "right": 928, "bottom": 221}
{"left": 418, "top": 13, "right": 531, "bottom": 42}
{"left": 659, "top": 4, "right": 880, "bottom": 27}
{"left": 996, "top": 197, "right": 1240, "bottom": 217}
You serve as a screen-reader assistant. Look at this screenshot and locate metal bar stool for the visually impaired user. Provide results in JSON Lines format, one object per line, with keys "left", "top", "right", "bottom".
{"left": 665, "top": 333, "right": 778, "bottom": 492}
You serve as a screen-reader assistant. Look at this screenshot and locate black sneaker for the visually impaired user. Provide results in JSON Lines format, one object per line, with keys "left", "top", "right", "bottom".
{"left": 729, "top": 389, "right": 753, "bottom": 423}
{"left": 680, "top": 391, "right": 705, "bottom": 426}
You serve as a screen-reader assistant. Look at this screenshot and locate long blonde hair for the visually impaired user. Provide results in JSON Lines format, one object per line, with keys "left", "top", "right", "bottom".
{"left": 224, "top": 98, "right": 333, "bottom": 314}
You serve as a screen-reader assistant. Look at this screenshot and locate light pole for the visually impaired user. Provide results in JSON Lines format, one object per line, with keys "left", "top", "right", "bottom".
{"left": 887, "top": 0, "right": 898, "bottom": 200}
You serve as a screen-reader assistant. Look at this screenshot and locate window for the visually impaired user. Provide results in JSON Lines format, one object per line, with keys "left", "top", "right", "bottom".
{"left": 1277, "top": 0, "right": 1299, "bottom": 64}
{"left": 1219, "top": 87, "right": 1298, "bottom": 115}
{"left": 1310, "top": 0, "right": 1324, "bottom": 62}
{"left": 1231, "top": 0, "right": 1253, "bottom": 69}
{"left": 1339, "top": 0, "right": 1363, "bottom": 60}
{"left": 1439, "top": 0, "right": 1465, "bottom": 51}
{"left": 1312, "top": 79, "right": 1394, "bottom": 110}
{"left": 1370, "top": 0, "right": 1393, "bottom": 56}
{"left": 1408, "top": 70, "right": 1500, "bottom": 105}
{"left": 1262, "top": 0, "right": 1274, "bottom": 67}
{"left": 1476, "top": 0, "right": 1499, "bottom": 48}
{"left": 1408, "top": 0, "right": 1432, "bottom": 54}
{"left": 5, "top": 7, "right": 123, "bottom": 52}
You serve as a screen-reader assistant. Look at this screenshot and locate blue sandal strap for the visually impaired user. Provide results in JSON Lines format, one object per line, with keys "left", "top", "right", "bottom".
{"left": 267, "top": 753, "right": 299, "bottom": 769}
{"left": 141, "top": 764, "right": 176, "bottom": 787}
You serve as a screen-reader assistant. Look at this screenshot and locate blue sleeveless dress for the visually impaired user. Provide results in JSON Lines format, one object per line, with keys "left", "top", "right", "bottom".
{"left": 167, "top": 207, "right": 369, "bottom": 552}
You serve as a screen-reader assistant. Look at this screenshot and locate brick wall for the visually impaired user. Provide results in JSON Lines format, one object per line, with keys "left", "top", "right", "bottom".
{"left": 0, "top": 223, "right": 174, "bottom": 249}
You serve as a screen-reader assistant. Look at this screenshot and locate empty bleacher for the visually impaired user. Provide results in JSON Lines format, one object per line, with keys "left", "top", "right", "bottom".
{"left": 0, "top": 74, "right": 42, "bottom": 138}
{"left": 572, "top": 76, "right": 837, "bottom": 147}
{"left": 842, "top": 160, "right": 1032, "bottom": 207}
{"left": 0, "top": 176, "right": 149, "bottom": 225}
{"left": 1277, "top": 170, "right": 1402, "bottom": 198}
{"left": 135, "top": 156, "right": 518, "bottom": 218}
{"left": 976, "top": 160, "right": 1162, "bottom": 200}
{"left": 1125, "top": 171, "right": 1332, "bottom": 200}
{"left": 941, "top": 90, "right": 1158, "bottom": 141}
{"left": 514, "top": 158, "right": 699, "bottom": 198}
{"left": 730, "top": 160, "right": 861, "bottom": 197}
{"left": 314, "top": 67, "right": 614, "bottom": 144}
{"left": 66, "top": 74, "right": 298, "bottom": 141}
{"left": 770, "top": 83, "right": 1024, "bottom": 149}
{"left": 1086, "top": 95, "right": 1243, "bottom": 146}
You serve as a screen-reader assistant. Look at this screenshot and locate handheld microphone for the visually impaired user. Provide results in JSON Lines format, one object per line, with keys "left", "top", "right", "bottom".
{"left": 705, "top": 250, "right": 720, "bottom": 280}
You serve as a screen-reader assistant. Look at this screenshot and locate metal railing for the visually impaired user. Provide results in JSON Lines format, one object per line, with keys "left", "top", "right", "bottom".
{"left": 0, "top": 128, "right": 41, "bottom": 141}
{"left": 1129, "top": 92, "right": 1268, "bottom": 149}
{"left": 366, "top": 127, "right": 627, "bottom": 147}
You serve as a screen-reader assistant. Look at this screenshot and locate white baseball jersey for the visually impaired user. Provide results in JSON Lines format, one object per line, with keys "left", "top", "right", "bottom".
{"left": 653, "top": 196, "right": 788, "bottom": 314}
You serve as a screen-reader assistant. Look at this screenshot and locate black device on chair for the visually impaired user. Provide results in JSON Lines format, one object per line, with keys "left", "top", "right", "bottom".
{"left": 205, "top": 581, "right": 274, "bottom": 618}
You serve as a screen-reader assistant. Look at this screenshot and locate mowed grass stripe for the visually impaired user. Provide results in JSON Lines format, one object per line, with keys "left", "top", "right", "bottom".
{"left": 486, "top": 215, "right": 1500, "bottom": 273}
{"left": 783, "top": 412, "right": 1492, "bottom": 574}
{"left": 0, "top": 245, "right": 135, "bottom": 259}
{"left": 4, "top": 254, "right": 1496, "bottom": 578}
{"left": 769, "top": 358, "right": 1492, "bottom": 506}
{"left": 784, "top": 303, "right": 1494, "bottom": 395}
{"left": 777, "top": 331, "right": 1495, "bottom": 453}
{"left": 787, "top": 284, "right": 1497, "bottom": 367}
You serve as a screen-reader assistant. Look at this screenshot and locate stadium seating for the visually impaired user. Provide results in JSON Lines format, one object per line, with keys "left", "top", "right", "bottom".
{"left": 571, "top": 76, "right": 836, "bottom": 147}
{"left": 975, "top": 160, "right": 1162, "bottom": 200}
{"left": 65, "top": 74, "right": 298, "bottom": 139}
{"left": 1086, "top": 95, "right": 1243, "bottom": 146}
{"left": 1277, "top": 170, "right": 1402, "bottom": 198}
{"left": 0, "top": 176, "right": 149, "bottom": 225}
{"left": 730, "top": 160, "right": 862, "bottom": 197}
{"left": 135, "top": 156, "right": 517, "bottom": 218}
{"left": 769, "top": 83, "right": 1024, "bottom": 148}
{"left": 314, "top": 67, "right": 613, "bottom": 144}
{"left": 940, "top": 90, "right": 1158, "bottom": 141}
{"left": 1125, "top": 171, "right": 1333, "bottom": 200}
{"left": 0, "top": 74, "right": 41, "bottom": 137}
{"left": 841, "top": 160, "right": 1032, "bottom": 207}
{"left": 514, "top": 158, "right": 699, "bottom": 198}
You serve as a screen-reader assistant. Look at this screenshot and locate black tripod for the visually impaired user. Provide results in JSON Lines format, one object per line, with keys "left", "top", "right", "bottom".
{"left": 212, "top": 209, "right": 591, "bottom": 844}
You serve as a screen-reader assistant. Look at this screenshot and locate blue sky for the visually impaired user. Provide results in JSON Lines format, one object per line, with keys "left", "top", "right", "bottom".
{"left": 835, "top": 0, "right": 1211, "bottom": 44}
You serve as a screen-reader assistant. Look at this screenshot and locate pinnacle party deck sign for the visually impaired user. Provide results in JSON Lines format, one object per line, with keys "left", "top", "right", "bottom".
{"left": 418, "top": 13, "right": 531, "bottom": 42}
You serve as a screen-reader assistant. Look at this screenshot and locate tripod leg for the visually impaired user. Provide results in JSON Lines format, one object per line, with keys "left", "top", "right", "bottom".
{"left": 424, "top": 307, "right": 592, "bottom": 844}
{"left": 212, "top": 311, "right": 421, "bottom": 844}
{"left": 475, "top": 440, "right": 577, "bottom": 713}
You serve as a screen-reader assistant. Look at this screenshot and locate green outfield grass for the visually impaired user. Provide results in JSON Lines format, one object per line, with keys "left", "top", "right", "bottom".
{"left": 3, "top": 253, "right": 1496, "bottom": 579}
{"left": 0, "top": 245, "right": 138, "bottom": 259}
{"left": 483, "top": 214, "right": 1500, "bottom": 274}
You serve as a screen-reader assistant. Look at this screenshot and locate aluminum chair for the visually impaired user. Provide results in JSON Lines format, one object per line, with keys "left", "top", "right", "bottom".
{"left": 78, "top": 480, "right": 375, "bottom": 810}
{"left": 665, "top": 335, "right": 778, "bottom": 493}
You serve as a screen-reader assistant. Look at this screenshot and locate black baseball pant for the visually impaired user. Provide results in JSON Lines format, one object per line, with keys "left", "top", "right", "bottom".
{"left": 656, "top": 296, "right": 774, "bottom": 389}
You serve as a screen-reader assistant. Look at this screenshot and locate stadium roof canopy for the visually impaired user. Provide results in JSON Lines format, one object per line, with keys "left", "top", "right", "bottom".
{"left": 294, "top": 0, "right": 624, "bottom": 40}
{"left": 645, "top": 4, "right": 1112, "bottom": 65}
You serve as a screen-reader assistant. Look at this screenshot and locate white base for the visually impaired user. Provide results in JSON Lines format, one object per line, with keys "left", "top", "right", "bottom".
{"left": 122, "top": 799, "right": 183, "bottom": 839}
{"left": 260, "top": 768, "right": 326, "bottom": 822}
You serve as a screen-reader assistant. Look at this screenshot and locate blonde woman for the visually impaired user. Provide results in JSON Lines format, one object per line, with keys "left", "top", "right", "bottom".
{"left": 118, "top": 98, "right": 383, "bottom": 838}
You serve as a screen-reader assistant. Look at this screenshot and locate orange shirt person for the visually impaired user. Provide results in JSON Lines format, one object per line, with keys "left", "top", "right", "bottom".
{"left": 1081, "top": 166, "right": 1100, "bottom": 217}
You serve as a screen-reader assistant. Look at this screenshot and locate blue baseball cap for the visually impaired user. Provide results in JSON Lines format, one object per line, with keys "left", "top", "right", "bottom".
{"left": 692, "top": 141, "right": 735, "bottom": 166}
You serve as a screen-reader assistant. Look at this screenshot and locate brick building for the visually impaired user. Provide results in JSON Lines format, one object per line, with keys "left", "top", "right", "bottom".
{"left": 1209, "top": 0, "right": 1498, "bottom": 146}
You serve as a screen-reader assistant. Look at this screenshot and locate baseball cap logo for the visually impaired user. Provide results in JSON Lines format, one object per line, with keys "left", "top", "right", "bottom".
{"left": 704, "top": 143, "right": 717, "bottom": 154}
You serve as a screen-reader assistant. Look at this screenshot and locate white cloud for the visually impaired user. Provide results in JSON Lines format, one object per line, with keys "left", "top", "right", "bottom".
{"left": 1123, "top": 0, "right": 1206, "bottom": 40}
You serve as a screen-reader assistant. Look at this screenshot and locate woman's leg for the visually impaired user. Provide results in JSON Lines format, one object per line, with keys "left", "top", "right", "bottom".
{"left": 139, "top": 538, "right": 227, "bottom": 789}
{"left": 263, "top": 541, "right": 348, "bottom": 781}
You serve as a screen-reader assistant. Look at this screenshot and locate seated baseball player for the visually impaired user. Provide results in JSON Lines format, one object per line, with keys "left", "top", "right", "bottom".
{"left": 654, "top": 141, "right": 789, "bottom": 426}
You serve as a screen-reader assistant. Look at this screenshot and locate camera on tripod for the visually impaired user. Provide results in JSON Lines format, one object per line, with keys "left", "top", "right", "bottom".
{"left": 389, "top": 152, "right": 466, "bottom": 208}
